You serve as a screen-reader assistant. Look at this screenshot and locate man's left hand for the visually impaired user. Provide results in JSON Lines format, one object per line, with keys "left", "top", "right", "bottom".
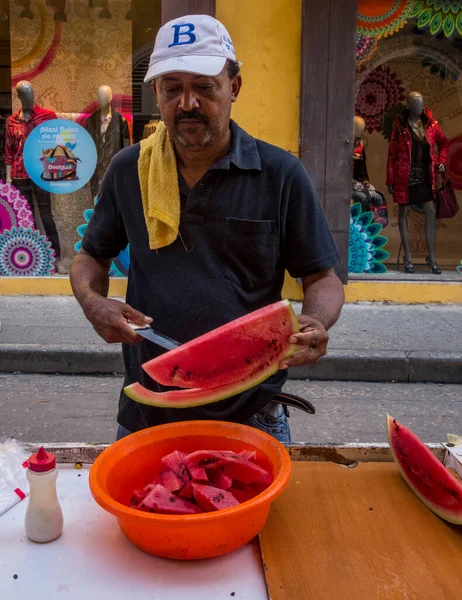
{"left": 279, "top": 314, "right": 328, "bottom": 369}
{"left": 438, "top": 163, "right": 446, "bottom": 174}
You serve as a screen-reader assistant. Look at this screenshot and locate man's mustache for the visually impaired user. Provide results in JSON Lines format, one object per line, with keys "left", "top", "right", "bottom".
{"left": 174, "top": 111, "right": 209, "bottom": 125}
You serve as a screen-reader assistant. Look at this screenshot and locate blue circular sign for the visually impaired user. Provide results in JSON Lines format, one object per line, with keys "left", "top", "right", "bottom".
{"left": 23, "top": 119, "right": 97, "bottom": 195}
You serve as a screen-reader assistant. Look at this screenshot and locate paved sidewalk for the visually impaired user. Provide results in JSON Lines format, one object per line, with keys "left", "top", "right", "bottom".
{"left": 1, "top": 296, "right": 462, "bottom": 383}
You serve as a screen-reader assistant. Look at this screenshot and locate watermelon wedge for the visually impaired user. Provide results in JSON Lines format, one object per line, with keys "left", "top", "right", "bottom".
{"left": 125, "top": 300, "right": 299, "bottom": 409}
{"left": 140, "top": 484, "right": 203, "bottom": 515}
{"left": 387, "top": 415, "right": 462, "bottom": 525}
{"left": 192, "top": 483, "right": 240, "bottom": 512}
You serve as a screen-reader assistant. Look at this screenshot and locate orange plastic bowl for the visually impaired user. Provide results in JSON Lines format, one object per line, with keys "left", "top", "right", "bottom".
{"left": 89, "top": 420, "right": 291, "bottom": 560}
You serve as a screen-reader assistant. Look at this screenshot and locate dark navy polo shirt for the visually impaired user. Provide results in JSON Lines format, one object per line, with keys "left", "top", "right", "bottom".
{"left": 82, "top": 120, "right": 339, "bottom": 431}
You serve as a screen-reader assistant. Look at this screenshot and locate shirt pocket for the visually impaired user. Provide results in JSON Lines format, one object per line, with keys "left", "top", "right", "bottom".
{"left": 222, "top": 218, "right": 278, "bottom": 291}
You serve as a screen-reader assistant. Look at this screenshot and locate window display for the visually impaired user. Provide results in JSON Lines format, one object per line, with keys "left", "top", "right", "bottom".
{"left": 386, "top": 92, "right": 449, "bottom": 274}
{"left": 355, "top": 6, "right": 462, "bottom": 274}
{"left": 84, "top": 85, "right": 130, "bottom": 200}
{"left": 4, "top": 80, "right": 64, "bottom": 272}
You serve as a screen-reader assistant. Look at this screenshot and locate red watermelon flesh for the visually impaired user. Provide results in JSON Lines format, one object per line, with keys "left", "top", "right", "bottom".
{"left": 142, "top": 301, "right": 298, "bottom": 391}
{"left": 239, "top": 450, "right": 257, "bottom": 462}
{"left": 160, "top": 469, "right": 185, "bottom": 492}
{"left": 210, "top": 469, "right": 233, "bottom": 490}
{"left": 140, "top": 484, "right": 202, "bottom": 515}
{"left": 160, "top": 450, "right": 189, "bottom": 484}
{"left": 130, "top": 489, "right": 148, "bottom": 507}
{"left": 186, "top": 450, "right": 237, "bottom": 468}
{"left": 223, "top": 459, "right": 273, "bottom": 485}
{"left": 186, "top": 464, "right": 209, "bottom": 482}
{"left": 178, "top": 482, "right": 194, "bottom": 499}
{"left": 387, "top": 415, "right": 462, "bottom": 525}
{"left": 192, "top": 483, "right": 240, "bottom": 512}
{"left": 228, "top": 488, "right": 255, "bottom": 503}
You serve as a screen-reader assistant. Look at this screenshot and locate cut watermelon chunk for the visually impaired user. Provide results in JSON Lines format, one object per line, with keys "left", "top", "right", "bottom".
{"left": 160, "top": 450, "right": 189, "bottom": 484}
{"left": 178, "top": 482, "right": 194, "bottom": 499}
{"left": 192, "top": 483, "right": 240, "bottom": 512}
{"left": 160, "top": 469, "right": 185, "bottom": 492}
{"left": 140, "top": 484, "right": 202, "bottom": 515}
{"left": 223, "top": 459, "right": 273, "bottom": 485}
{"left": 238, "top": 450, "right": 257, "bottom": 462}
{"left": 129, "top": 448, "right": 272, "bottom": 515}
{"left": 210, "top": 470, "right": 233, "bottom": 490}
{"left": 125, "top": 301, "right": 298, "bottom": 409}
{"left": 387, "top": 415, "right": 462, "bottom": 524}
{"left": 186, "top": 464, "right": 209, "bottom": 482}
{"left": 186, "top": 450, "right": 237, "bottom": 468}
{"left": 228, "top": 488, "right": 255, "bottom": 503}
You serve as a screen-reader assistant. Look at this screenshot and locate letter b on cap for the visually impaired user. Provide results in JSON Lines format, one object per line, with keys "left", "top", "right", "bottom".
{"left": 169, "top": 23, "right": 196, "bottom": 48}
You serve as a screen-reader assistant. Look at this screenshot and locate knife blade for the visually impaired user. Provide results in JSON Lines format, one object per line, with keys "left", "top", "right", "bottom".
{"left": 128, "top": 323, "right": 181, "bottom": 351}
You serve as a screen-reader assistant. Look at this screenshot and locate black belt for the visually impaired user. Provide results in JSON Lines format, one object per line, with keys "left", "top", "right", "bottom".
{"left": 272, "top": 391, "right": 316, "bottom": 415}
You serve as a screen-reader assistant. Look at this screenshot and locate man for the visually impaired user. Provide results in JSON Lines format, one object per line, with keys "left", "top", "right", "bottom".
{"left": 70, "top": 15, "right": 344, "bottom": 442}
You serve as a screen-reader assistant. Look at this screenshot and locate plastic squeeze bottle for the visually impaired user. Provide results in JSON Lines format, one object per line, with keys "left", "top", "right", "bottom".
{"left": 25, "top": 446, "right": 63, "bottom": 543}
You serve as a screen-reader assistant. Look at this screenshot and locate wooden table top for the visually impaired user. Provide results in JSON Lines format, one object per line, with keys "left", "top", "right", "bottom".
{"left": 260, "top": 462, "right": 462, "bottom": 600}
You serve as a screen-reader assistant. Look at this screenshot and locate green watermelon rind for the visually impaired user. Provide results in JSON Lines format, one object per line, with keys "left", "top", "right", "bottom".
{"left": 142, "top": 300, "right": 300, "bottom": 390}
{"left": 387, "top": 415, "right": 462, "bottom": 525}
{"left": 124, "top": 337, "right": 296, "bottom": 408}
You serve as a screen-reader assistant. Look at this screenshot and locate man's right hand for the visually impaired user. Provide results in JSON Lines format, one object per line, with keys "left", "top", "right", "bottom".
{"left": 387, "top": 185, "right": 393, "bottom": 195}
{"left": 83, "top": 296, "right": 152, "bottom": 345}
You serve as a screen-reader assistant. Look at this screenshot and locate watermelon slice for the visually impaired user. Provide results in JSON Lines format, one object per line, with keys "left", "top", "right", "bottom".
{"left": 140, "top": 484, "right": 202, "bottom": 515}
{"left": 387, "top": 415, "right": 462, "bottom": 525}
{"left": 124, "top": 300, "right": 298, "bottom": 409}
{"left": 192, "top": 483, "right": 240, "bottom": 512}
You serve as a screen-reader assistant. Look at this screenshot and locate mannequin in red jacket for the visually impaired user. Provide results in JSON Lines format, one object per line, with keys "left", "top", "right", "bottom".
{"left": 386, "top": 92, "right": 449, "bottom": 274}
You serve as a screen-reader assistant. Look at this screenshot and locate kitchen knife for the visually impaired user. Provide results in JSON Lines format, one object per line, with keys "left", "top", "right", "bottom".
{"left": 128, "top": 323, "right": 181, "bottom": 351}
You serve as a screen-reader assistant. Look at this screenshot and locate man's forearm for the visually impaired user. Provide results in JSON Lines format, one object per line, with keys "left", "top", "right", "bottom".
{"left": 70, "top": 251, "right": 111, "bottom": 314}
{"left": 301, "top": 269, "right": 345, "bottom": 330}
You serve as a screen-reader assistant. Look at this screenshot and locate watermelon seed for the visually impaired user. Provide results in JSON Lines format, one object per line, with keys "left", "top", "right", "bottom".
{"left": 169, "top": 497, "right": 176, "bottom": 503}
{"left": 245, "top": 358, "right": 251, "bottom": 364}
{"left": 267, "top": 343, "right": 272, "bottom": 349}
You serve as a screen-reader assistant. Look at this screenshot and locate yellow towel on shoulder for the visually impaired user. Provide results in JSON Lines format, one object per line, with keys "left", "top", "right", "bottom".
{"left": 138, "top": 121, "right": 180, "bottom": 250}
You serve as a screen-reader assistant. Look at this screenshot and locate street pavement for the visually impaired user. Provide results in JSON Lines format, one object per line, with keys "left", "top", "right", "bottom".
{"left": 1, "top": 373, "right": 460, "bottom": 445}
{"left": 1, "top": 296, "right": 462, "bottom": 382}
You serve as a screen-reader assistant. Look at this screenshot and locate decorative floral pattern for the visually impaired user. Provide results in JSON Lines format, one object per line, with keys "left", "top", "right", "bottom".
{"left": 357, "top": 0, "right": 414, "bottom": 38}
{"left": 75, "top": 197, "right": 130, "bottom": 277}
{"left": 0, "top": 227, "right": 56, "bottom": 276}
{"left": 356, "top": 66, "right": 405, "bottom": 133}
{"left": 447, "top": 134, "right": 462, "bottom": 190}
{"left": 0, "top": 182, "right": 35, "bottom": 233}
{"left": 457, "top": 260, "right": 462, "bottom": 274}
{"left": 409, "top": 0, "right": 462, "bottom": 38}
{"left": 349, "top": 203, "right": 390, "bottom": 274}
{"left": 356, "top": 35, "right": 378, "bottom": 66}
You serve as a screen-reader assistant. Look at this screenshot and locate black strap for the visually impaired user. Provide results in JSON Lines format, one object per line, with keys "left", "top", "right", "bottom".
{"left": 272, "top": 391, "right": 316, "bottom": 415}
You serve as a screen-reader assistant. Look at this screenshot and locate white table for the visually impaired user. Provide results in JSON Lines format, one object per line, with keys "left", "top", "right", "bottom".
{"left": 0, "top": 467, "right": 268, "bottom": 600}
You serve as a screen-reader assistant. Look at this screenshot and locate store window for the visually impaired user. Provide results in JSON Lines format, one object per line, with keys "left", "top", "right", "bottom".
{"left": 353, "top": 1, "right": 462, "bottom": 276}
{"left": 0, "top": 0, "right": 161, "bottom": 277}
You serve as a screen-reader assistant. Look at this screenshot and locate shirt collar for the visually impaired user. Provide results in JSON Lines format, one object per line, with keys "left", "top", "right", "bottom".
{"left": 211, "top": 120, "right": 262, "bottom": 172}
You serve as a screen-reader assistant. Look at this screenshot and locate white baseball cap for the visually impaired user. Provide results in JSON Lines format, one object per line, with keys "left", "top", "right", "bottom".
{"left": 144, "top": 15, "right": 239, "bottom": 83}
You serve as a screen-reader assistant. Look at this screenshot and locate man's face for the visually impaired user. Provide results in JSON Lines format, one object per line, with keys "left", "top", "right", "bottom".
{"left": 153, "top": 67, "right": 241, "bottom": 152}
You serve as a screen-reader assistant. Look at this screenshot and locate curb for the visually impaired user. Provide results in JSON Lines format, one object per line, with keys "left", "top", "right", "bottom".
{"left": 1, "top": 344, "right": 462, "bottom": 384}
{"left": 0, "top": 344, "right": 123, "bottom": 375}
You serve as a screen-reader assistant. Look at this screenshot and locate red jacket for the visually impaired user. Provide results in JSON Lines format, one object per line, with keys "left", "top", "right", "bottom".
{"left": 5, "top": 105, "right": 57, "bottom": 179}
{"left": 386, "top": 108, "right": 449, "bottom": 205}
